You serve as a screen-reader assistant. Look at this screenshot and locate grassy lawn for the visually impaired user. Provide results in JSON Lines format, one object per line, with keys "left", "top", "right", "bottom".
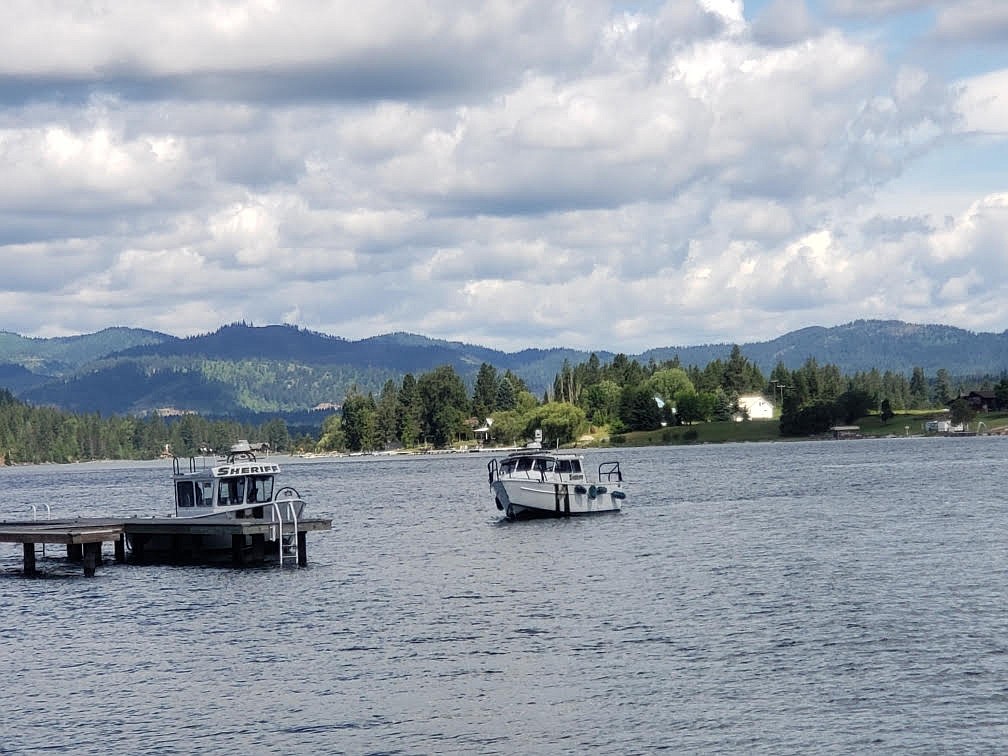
{"left": 595, "top": 409, "right": 1008, "bottom": 447}
{"left": 609, "top": 420, "right": 784, "bottom": 446}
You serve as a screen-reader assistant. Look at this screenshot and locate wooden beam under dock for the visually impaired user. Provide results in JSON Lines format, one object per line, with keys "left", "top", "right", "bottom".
{"left": 0, "top": 516, "right": 331, "bottom": 576}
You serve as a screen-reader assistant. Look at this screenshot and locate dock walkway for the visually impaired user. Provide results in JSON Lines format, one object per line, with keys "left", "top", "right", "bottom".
{"left": 1, "top": 516, "right": 332, "bottom": 577}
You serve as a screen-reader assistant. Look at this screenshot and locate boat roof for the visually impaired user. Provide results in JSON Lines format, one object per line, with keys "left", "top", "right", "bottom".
{"left": 500, "top": 449, "right": 584, "bottom": 460}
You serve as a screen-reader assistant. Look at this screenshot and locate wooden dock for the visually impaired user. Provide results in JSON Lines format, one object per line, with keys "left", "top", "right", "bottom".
{"left": 0, "top": 516, "right": 332, "bottom": 577}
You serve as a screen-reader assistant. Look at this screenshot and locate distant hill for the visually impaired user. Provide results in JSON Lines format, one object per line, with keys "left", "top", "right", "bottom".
{"left": 640, "top": 320, "right": 1008, "bottom": 375}
{"left": 0, "top": 363, "right": 49, "bottom": 394}
{"left": 0, "top": 327, "right": 170, "bottom": 374}
{"left": 2, "top": 319, "right": 1007, "bottom": 418}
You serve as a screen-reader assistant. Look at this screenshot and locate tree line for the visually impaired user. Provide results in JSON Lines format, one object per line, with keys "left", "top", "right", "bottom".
{"left": 329, "top": 346, "right": 1008, "bottom": 450}
{"left": 0, "top": 388, "right": 302, "bottom": 464}
{"left": 3, "top": 346, "right": 1008, "bottom": 463}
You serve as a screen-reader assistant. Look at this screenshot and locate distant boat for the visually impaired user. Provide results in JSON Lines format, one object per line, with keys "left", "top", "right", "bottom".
{"left": 487, "top": 441, "right": 626, "bottom": 520}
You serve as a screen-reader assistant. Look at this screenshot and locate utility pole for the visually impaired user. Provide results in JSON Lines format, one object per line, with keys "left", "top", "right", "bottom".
{"left": 771, "top": 381, "right": 789, "bottom": 410}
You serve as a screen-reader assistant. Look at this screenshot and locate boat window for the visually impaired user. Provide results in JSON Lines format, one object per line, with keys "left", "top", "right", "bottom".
{"left": 571, "top": 460, "right": 582, "bottom": 474}
{"left": 556, "top": 459, "right": 571, "bottom": 474}
{"left": 533, "top": 458, "right": 550, "bottom": 474}
{"left": 219, "top": 477, "right": 246, "bottom": 507}
{"left": 247, "top": 475, "right": 274, "bottom": 504}
{"left": 175, "top": 481, "right": 195, "bottom": 508}
{"left": 500, "top": 458, "right": 517, "bottom": 475}
{"left": 515, "top": 457, "right": 533, "bottom": 473}
{"left": 195, "top": 481, "right": 214, "bottom": 507}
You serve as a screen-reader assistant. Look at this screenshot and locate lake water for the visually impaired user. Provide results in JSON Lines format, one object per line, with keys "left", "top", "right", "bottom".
{"left": 1, "top": 438, "right": 1006, "bottom": 754}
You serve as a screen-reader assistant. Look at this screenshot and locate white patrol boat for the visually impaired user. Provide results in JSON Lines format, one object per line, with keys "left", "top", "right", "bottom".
{"left": 487, "top": 433, "right": 626, "bottom": 520}
{"left": 134, "top": 441, "right": 309, "bottom": 556}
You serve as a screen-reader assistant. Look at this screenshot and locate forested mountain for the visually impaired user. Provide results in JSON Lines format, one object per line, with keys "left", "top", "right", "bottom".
{"left": 0, "top": 327, "right": 169, "bottom": 374}
{"left": 0, "top": 319, "right": 1006, "bottom": 419}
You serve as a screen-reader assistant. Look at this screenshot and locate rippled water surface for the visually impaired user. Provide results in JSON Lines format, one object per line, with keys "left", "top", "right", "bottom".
{"left": 2, "top": 438, "right": 1007, "bottom": 754}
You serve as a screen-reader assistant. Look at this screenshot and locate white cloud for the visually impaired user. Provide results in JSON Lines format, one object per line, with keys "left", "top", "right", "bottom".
{"left": 751, "top": 0, "right": 820, "bottom": 47}
{"left": 932, "top": 0, "right": 1008, "bottom": 44}
{"left": 0, "top": 0, "right": 1003, "bottom": 353}
{"left": 956, "top": 69, "right": 1008, "bottom": 135}
{"left": 828, "top": 0, "right": 936, "bottom": 18}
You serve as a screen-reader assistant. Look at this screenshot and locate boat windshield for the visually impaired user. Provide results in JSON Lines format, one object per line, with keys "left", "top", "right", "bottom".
{"left": 219, "top": 476, "right": 245, "bottom": 507}
{"left": 498, "top": 455, "right": 582, "bottom": 477}
{"left": 246, "top": 474, "right": 275, "bottom": 504}
{"left": 555, "top": 459, "right": 581, "bottom": 475}
{"left": 218, "top": 474, "right": 275, "bottom": 506}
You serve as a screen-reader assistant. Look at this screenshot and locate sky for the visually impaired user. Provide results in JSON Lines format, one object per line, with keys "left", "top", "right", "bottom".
{"left": 0, "top": 0, "right": 1006, "bottom": 353}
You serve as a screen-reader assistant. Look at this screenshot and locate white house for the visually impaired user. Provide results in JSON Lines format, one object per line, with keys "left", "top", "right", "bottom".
{"left": 735, "top": 394, "right": 774, "bottom": 421}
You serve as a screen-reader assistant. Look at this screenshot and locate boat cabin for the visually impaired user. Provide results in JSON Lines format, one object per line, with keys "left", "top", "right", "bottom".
{"left": 173, "top": 456, "right": 281, "bottom": 518}
{"left": 497, "top": 452, "right": 586, "bottom": 482}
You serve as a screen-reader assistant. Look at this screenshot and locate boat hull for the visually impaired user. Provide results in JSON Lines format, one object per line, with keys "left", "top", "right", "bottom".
{"left": 492, "top": 479, "right": 623, "bottom": 520}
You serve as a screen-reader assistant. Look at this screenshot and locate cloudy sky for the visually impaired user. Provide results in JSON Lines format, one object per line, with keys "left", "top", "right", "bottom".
{"left": 0, "top": 0, "right": 1005, "bottom": 353}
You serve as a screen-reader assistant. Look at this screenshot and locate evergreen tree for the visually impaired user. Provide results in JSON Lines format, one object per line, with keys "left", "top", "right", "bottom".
{"left": 397, "top": 374, "right": 422, "bottom": 447}
{"left": 417, "top": 365, "right": 469, "bottom": 447}
{"left": 341, "top": 387, "right": 376, "bottom": 452}
{"left": 618, "top": 385, "right": 662, "bottom": 431}
{"left": 933, "top": 368, "right": 953, "bottom": 406}
{"left": 723, "top": 345, "right": 749, "bottom": 394}
{"left": 910, "top": 366, "right": 928, "bottom": 408}
{"left": 581, "top": 379, "right": 622, "bottom": 425}
{"left": 374, "top": 379, "right": 400, "bottom": 449}
{"left": 495, "top": 377, "right": 518, "bottom": 412}
{"left": 472, "top": 363, "right": 499, "bottom": 420}
{"left": 880, "top": 398, "right": 894, "bottom": 424}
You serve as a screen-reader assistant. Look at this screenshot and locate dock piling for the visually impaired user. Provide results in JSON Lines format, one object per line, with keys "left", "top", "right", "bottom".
{"left": 2, "top": 516, "right": 330, "bottom": 576}
{"left": 23, "top": 543, "right": 36, "bottom": 577}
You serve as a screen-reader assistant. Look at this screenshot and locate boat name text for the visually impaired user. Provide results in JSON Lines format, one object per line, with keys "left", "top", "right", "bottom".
{"left": 213, "top": 464, "right": 281, "bottom": 477}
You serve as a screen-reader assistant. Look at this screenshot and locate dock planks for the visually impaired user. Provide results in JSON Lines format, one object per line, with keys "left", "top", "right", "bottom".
{"left": 1, "top": 516, "right": 332, "bottom": 577}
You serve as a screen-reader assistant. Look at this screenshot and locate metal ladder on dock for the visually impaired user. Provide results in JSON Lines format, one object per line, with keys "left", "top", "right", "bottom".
{"left": 269, "top": 497, "right": 300, "bottom": 566}
{"left": 29, "top": 503, "right": 52, "bottom": 558}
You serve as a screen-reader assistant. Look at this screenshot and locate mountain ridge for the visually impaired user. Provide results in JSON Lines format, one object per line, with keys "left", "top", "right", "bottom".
{"left": 2, "top": 319, "right": 1006, "bottom": 418}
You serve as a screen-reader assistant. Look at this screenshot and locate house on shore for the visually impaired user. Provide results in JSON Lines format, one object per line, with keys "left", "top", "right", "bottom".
{"left": 735, "top": 394, "right": 775, "bottom": 421}
{"left": 959, "top": 390, "right": 998, "bottom": 412}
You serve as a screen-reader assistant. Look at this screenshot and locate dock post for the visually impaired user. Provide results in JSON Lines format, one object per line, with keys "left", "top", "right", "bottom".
{"left": 114, "top": 535, "right": 126, "bottom": 563}
{"left": 170, "top": 534, "right": 183, "bottom": 563}
{"left": 130, "top": 534, "right": 146, "bottom": 563}
{"left": 82, "top": 542, "right": 100, "bottom": 577}
{"left": 297, "top": 531, "right": 308, "bottom": 566}
{"left": 67, "top": 543, "right": 84, "bottom": 561}
{"left": 231, "top": 534, "right": 245, "bottom": 566}
{"left": 23, "top": 542, "right": 37, "bottom": 577}
{"left": 250, "top": 533, "right": 266, "bottom": 563}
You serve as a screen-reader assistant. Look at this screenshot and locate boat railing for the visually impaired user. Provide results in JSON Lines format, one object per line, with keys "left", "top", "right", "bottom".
{"left": 269, "top": 487, "right": 303, "bottom": 566}
{"left": 598, "top": 461, "right": 623, "bottom": 483}
{"left": 174, "top": 455, "right": 211, "bottom": 475}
